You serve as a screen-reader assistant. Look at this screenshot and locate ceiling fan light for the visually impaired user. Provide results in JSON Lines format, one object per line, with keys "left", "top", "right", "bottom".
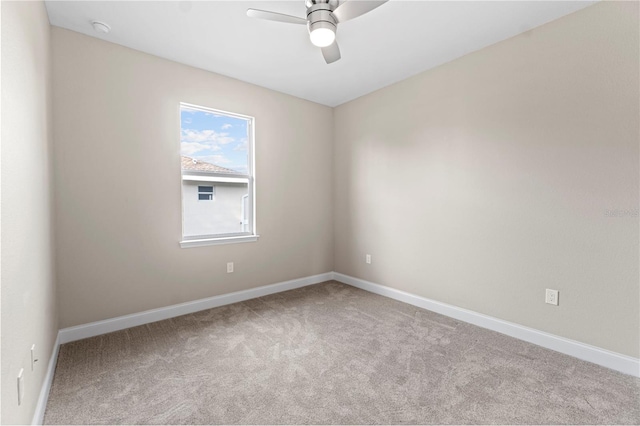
{"left": 309, "top": 27, "right": 335, "bottom": 47}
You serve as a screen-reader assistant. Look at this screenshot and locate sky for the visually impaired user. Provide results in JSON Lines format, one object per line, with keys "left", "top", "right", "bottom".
{"left": 180, "top": 106, "right": 249, "bottom": 174}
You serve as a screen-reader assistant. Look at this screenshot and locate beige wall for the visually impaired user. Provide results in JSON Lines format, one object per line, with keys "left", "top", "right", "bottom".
{"left": 52, "top": 27, "right": 334, "bottom": 328}
{"left": 333, "top": 1, "right": 639, "bottom": 357}
{"left": 1, "top": 1, "right": 58, "bottom": 424}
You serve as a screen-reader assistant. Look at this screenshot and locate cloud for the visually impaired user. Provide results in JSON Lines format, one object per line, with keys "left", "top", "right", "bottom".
{"left": 181, "top": 129, "right": 235, "bottom": 145}
{"left": 180, "top": 128, "right": 232, "bottom": 156}
{"left": 233, "top": 139, "right": 248, "bottom": 152}
{"left": 183, "top": 117, "right": 192, "bottom": 124}
{"left": 181, "top": 142, "right": 220, "bottom": 156}
{"left": 181, "top": 128, "right": 247, "bottom": 173}
{"left": 221, "top": 123, "right": 232, "bottom": 130}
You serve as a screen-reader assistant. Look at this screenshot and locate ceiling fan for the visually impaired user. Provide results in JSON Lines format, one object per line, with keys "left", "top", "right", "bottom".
{"left": 247, "top": 0, "right": 388, "bottom": 64}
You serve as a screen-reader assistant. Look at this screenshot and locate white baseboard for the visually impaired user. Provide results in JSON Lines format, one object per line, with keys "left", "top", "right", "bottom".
{"left": 31, "top": 333, "right": 60, "bottom": 425}
{"left": 59, "top": 272, "right": 333, "bottom": 344}
{"left": 333, "top": 272, "right": 640, "bottom": 378}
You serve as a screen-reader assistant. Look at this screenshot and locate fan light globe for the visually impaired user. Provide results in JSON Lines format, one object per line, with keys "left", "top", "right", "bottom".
{"left": 310, "top": 27, "right": 335, "bottom": 47}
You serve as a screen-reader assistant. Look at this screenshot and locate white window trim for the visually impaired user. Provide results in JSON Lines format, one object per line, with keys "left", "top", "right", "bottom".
{"left": 179, "top": 102, "right": 257, "bottom": 247}
{"left": 180, "top": 234, "right": 259, "bottom": 248}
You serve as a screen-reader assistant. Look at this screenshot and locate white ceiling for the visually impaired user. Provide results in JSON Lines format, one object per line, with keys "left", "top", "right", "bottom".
{"left": 45, "top": 1, "right": 596, "bottom": 107}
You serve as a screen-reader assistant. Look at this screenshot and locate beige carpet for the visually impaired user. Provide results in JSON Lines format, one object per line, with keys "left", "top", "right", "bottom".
{"left": 44, "top": 281, "right": 640, "bottom": 424}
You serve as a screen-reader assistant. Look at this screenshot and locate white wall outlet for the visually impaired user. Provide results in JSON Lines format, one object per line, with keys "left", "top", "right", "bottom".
{"left": 365, "top": 254, "right": 371, "bottom": 264}
{"left": 31, "top": 344, "right": 38, "bottom": 371}
{"left": 17, "top": 368, "right": 24, "bottom": 406}
{"left": 545, "top": 289, "right": 559, "bottom": 306}
{"left": 227, "top": 262, "right": 234, "bottom": 273}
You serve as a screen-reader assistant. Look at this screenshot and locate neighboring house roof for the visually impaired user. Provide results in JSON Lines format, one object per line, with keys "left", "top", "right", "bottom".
{"left": 181, "top": 156, "right": 238, "bottom": 174}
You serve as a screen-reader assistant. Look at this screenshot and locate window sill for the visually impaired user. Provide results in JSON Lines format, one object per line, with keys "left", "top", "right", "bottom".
{"left": 180, "top": 235, "right": 259, "bottom": 248}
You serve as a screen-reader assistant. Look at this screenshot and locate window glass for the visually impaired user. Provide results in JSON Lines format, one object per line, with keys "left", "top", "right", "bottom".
{"left": 180, "top": 104, "right": 254, "bottom": 241}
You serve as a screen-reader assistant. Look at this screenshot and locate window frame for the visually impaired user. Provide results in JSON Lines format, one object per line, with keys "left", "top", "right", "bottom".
{"left": 179, "top": 102, "right": 258, "bottom": 248}
{"left": 197, "top": 185, "right": 214, "bottom": 201}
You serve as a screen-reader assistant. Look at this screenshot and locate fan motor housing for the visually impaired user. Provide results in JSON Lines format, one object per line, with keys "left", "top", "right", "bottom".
{"left": 306, "top": 2, "right": 337, "bottom": 36}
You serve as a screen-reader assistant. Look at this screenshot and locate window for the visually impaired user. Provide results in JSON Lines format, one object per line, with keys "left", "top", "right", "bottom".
{"left": 179, "top": 103, "right": 257, "bottom": 247}
{"left": 198, "top": 186, "right": 214, "bottom": 201}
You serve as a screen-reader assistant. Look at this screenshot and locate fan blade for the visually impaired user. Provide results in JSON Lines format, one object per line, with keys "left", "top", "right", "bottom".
{"left": 321, "top": 42, "right": 341, "bottom": 64}
{"left": 246, "top": 8, "right": 306, "bottom": 25}
{"left": 332, "top": 1, "right": 387, "bottom": 23}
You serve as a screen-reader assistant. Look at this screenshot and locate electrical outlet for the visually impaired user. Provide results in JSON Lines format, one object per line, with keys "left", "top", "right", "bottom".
{"left": 31, "top": 344, "right": 38, "bottom": 371}
{"left": 365, "top": 254, "right": 371, "bottom": 264}
{"left": 545, "top": 289, "right": 559, "bottom": 306}
{"left": 17, "top": 368, "right": 24, "bottom": 406}
{"left": 227, "top": 262, "right": 234, "bottom": 273}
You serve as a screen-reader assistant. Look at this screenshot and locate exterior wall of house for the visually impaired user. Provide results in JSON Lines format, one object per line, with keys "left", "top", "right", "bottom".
{"left": 182, "top": 181, "right": 248, "bottom": 237}
{"left": 1, "top": 1, "right": 59, "bottom": 424}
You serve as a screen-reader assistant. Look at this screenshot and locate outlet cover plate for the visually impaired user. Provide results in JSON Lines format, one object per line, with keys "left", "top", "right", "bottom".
{"left": 545, "top": 289, "right": 559, "bottom": 306}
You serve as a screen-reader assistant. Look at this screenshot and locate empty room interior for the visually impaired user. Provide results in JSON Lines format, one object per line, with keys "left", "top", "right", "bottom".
{"left": 2, "top": 0, "right": 639, "bottom": 424}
